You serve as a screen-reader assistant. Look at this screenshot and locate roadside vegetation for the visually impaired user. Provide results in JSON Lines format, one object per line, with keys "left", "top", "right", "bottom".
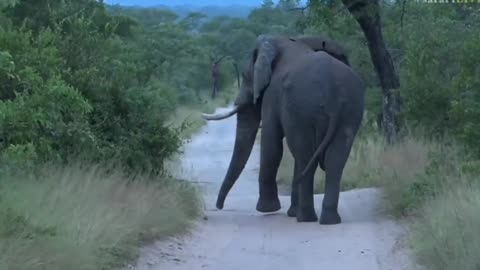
{"left": 0, "top": 0, "right": 479, "bottom": 269}
{"left": 0, "top": 164, "right": 201, "bottom": 270}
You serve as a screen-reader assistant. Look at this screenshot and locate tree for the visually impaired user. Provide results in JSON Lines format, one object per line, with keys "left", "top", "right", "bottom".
{"left": 307, "top": 0, "right": 401, "bottom": 143}
{"left": 179, "top": 12, "right": 208, "bottom": 31}
{"left": 210, "top": 55, "right": 227, "bottom": 99}
{"left": 340, "top": 0, "right": 401, "bottom": 144}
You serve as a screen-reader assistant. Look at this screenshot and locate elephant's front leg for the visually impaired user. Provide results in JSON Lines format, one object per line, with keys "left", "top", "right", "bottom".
{"left": 256, "top": 121, "right": 283, "bottom": 213}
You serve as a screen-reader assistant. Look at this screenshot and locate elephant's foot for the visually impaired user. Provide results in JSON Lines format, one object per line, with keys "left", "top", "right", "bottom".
{"left": 296, "top": 207, "right": 318, "bottom": 222}
{"left": 287, "top": 205, "right": 297, "bottom": 217}
{"left": 256, "top": 197, "right": 281, "bottom": 213}
{"left": 319, "top": 208, "right": 341, "bottom": 225}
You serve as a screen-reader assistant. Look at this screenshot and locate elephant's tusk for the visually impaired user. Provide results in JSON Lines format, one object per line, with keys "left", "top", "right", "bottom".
{"left": 201, "top": 105, "right": 239, "bottom": 121}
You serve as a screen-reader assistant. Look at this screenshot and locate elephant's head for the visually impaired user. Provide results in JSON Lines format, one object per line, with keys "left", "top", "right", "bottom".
{"left": 201, "top": 34, "right": 280, "bottom": 209}
{"left": 290, "top": 35, "right": 351, "bottom": 66}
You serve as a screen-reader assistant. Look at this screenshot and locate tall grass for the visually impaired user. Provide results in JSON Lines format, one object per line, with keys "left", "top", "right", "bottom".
{"left": 0, "top": 164, "right": 202, "bottom": 270}
{"left": 410, "top": 181, "right": 480, "bottom": 270}
{"left": 277, "top": 131, "right": 437, "bottom": 198}
{"left": 276, "top": 127, "right": 480, "bottom": 270}
{"left": 344, "top": 132, "right": 480, "bottom": 270}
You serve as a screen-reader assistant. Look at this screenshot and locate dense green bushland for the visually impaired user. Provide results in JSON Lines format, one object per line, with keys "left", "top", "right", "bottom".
{"left": 0, "top": 0, "right": 306, "bottom": 173}
{"left": 0, "top": 0, "right": 215, "bottom": 173}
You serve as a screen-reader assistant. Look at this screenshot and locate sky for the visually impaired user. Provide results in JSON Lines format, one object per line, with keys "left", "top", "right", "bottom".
{"left": 107, "top": 0, "right": 306, "bottom": 7}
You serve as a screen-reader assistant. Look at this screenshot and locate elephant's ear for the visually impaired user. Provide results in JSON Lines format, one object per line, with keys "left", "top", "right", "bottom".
{"left": 252, "top": 35, "right": 278, "bottom": 105}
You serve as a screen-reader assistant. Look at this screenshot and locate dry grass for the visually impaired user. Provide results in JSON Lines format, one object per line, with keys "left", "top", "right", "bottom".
{"left": 409, "top": 174, "right": 480, "bottom": 270}
{"left": 0, "top": 164, "right": 202, "bottom": 270}
{"left": 276, "top": 130, "right": 480, "bottom": 270}
{"left": 277, "top": 132, "right": 436, "bottom": 194}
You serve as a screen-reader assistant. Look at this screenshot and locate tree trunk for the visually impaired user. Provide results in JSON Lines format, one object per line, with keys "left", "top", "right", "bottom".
{"left": 341, "top": 0, "right": 401, "bottom": 144}
{"left": 233, "top": 62, "right": 241, "bottom": 89}
{"left": 211, "top": 80, "right": 218, "bottom": 99}
{"left": 210, "top": 55, "right": 226, "bottom": 100}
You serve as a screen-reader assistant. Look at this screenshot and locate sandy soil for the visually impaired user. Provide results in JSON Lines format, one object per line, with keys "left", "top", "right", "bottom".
{"left": 132, "top": 106, "right": 418, "bottom": 270}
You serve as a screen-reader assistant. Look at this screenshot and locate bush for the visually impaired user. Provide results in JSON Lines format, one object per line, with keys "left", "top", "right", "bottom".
{"left": 0, "top": 77, "right": 96, "bottom": 164}
{"left": 0, "top": 1, "right": 203, "bottom": 173}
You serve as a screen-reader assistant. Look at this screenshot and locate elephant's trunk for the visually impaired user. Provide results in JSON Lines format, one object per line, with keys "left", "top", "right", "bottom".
{"left": 216, "top": 105, "right": 260, "bottom": 209}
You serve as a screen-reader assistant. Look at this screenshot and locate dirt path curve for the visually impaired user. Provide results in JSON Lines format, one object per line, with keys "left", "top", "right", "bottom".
{"left": 133, "top": 105, "right": 417, "bottom": 270}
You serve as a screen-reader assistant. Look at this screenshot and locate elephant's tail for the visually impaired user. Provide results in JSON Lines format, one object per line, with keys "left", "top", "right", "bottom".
{"left": 300, "top": 111, "right": 339, "bottom": 177}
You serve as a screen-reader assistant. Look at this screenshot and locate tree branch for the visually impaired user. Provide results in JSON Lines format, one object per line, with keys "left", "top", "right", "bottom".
{"left": 288, "top": 5, "right": 309, "bottom": 15}
{"left": 214, "top": 55, "right": 227, "bottom": 65}
{"left": 288, "top": 6, "right": 309, "bottom": 12}
{"left": 400, "top": 0, "right": 407, "bottom": 28}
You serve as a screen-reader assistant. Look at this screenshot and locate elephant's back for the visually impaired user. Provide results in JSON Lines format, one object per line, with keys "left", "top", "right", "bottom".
{"left": 293, "top": 51, "right": 365, "bottom": 104}
{"left": 279, "top": 51, "right": 336, "bottom": 108}
{"left": 279, "top": 50, "right": 364, "bottom": 121}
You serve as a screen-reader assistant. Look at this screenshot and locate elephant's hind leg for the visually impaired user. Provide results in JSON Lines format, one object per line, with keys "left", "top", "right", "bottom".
{"left": 287, "top": 134, "right": 318, "bottom": 222}
{"left": 288, "top": 132, "right": 327, "bottom": 218}
{"left": 287, "top": 160, "right": 300, "bottom": 217}
{"left": 320, "top": 127, "right": 356, "bottom": 225}
{"left": 256, "top": 119, "right": 283, "bottom": 213}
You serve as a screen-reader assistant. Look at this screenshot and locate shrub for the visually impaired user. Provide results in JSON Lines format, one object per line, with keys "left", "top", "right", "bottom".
{"left": 0, "top": 77, "right": 96, "bottom": 165}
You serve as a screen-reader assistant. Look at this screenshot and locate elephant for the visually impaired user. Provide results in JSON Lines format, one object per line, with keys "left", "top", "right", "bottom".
{"left": 201, "top": 34, "right": 365, "bottom": 225}
{"left": 289, "top": 35, "right": 351, "bottom": 67}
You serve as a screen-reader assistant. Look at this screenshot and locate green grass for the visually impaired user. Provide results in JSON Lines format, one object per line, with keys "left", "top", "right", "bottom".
{"left": 0, "top": 164, "right": 202, "bottom": 270}
{"left": 379, "top": 137, "right": 480, "bottom": 270}
{"left": 410, "top": 181, "right": 480, "bottom": 270}
{"left": 168, "top": 87, "right": 236, "bottom": 140}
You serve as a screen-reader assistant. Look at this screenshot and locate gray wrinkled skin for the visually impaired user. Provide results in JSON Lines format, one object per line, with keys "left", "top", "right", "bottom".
{"left": 207, "top": 34, "right": 366, "bottom": 225}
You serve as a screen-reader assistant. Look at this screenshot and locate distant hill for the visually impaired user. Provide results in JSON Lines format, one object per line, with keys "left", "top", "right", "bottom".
{"left": 109, "top": 0, "right": 263, "bottom": 7}
{"left": 107, "top": 0, "right": 307, "bottom": 20}
{"left": 154, "top": 4, "right": 255, "bottom": 18}
{"left": 107, "top": 3, "right": 256, "bottom": 19}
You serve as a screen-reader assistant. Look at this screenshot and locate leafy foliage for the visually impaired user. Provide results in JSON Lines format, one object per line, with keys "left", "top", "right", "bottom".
{"left": 0, "top": 0, "right": 321, "bottom": 174}
{"left": 305, "top": 1, "right": 480, "bottom": 156}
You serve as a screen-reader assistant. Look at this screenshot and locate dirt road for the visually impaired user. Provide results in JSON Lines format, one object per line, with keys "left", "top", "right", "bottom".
{"left": 133, "top": 106, "right": 417, "bottom": 270}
